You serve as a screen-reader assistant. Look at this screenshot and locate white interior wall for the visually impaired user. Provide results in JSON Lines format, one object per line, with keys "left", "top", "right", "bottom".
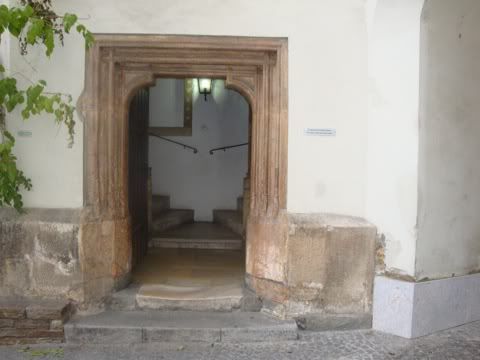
{"left": 5, "top": 0, "right": 370, "bottom": 218}
{"left": 149, "top": 80, "right": 249, "bottom": 221}
{"left": 416, "top": 0, "right": 480, "bottom": 279}
{"left": 149, "top": 79, "right": 184, "bottom": 128}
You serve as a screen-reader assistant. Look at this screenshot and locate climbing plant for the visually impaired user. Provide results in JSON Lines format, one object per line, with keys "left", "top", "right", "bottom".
{"left": 0, "top": 0, "right": 93, "bottom": 211}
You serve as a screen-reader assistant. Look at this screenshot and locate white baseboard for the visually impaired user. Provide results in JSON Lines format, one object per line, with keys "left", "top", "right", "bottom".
{"left": 372, "top": 273, "right": 480, "bottom": 338}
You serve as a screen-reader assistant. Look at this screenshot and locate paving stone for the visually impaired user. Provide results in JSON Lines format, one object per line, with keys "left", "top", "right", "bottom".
{"left": 2, "top": 320, "right": 480, "bottom": 359}
{"left": 1, "top": 321, "right": 480, "bottom": 359}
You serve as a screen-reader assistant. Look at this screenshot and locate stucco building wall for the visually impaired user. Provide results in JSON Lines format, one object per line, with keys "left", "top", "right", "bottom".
{"left": 417, "top": 0, "right": 480, "bottom": 279}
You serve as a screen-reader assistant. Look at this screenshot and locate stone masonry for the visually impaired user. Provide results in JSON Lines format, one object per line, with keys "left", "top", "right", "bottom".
{"left": 0, "top": 298, "right": 72, "bottom": 345}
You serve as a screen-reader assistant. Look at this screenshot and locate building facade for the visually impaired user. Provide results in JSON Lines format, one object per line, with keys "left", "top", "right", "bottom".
{"left": 1, "top": 0, "right": 479, "bottom": 339}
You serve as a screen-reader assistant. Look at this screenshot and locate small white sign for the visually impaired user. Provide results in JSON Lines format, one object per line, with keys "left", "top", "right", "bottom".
{"left": 17, "top": 130, "right": 32, "bottom": 138}
{"left": 304, "top": 128, "right": 336, "bottom": 137}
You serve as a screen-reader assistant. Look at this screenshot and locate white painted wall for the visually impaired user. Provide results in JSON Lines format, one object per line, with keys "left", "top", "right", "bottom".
{"left": 149, "top": 79, "right": 184, "bottom": 128}
{"left": 4, "top": 0, "right": 370, "bottom": 217}
{"left": 149, "top": 80, "right": 249, "bottom": 221}
{"left": 366, "top": 0, "right": 425, "bottom": 276}
{"left": 416, "top": 0, "right": 480, "bottom": 279}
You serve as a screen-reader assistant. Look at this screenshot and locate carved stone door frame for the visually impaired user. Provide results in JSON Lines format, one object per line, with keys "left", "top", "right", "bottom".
{"left": 77, "top": 35, "right": 288, "bottom": 306}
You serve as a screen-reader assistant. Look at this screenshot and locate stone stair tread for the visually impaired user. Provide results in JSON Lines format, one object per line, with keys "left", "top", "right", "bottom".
{"left": 152, "top": 222, "right": 240, "bottom": 239}
{"left": 213, "top": 210, "right": 244, "bottom": 237}
{"left": 150, "top": 209, "right": 194, "bottom": 234}
{"left": 152, "top": 209, "right": 194, "bottom": 217}
{"left": 151, "top": 195, "right": 170, "bottom": 213}
{"left": 67, "top": 310, "right": 294, "bottom": 328}
{"left": 65, "top": 310, "right": 298, "bottom": 344}
{"left": 151, "top": 222, "right": 243, "bottom": 250}
{"left": 150, "top": 239, "right": 243, "bottom": 250}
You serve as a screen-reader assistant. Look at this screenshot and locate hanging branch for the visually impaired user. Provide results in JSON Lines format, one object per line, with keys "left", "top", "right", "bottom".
{"left": 0, "top": 0, "right": 93, "bottom": 211}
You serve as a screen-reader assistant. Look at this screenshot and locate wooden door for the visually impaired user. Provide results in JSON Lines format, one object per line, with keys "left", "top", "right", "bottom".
{"left": 128, "top": 88, "right": 150, "bottom": 268}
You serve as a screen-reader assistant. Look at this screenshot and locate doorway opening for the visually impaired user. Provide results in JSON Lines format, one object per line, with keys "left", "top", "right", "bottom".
{"left": 125, "top": 78, "right": 251, "bottom": 310}
{"left": 78, "top": 35, "right": 288, "bottom": 308}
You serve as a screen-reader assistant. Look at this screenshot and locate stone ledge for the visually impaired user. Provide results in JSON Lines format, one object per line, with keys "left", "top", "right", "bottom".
{"left": 288, "top": 213, "right": 376, "bottom": 231}
{"left": 0, "top": 208, "right": 81, "bottom": 224}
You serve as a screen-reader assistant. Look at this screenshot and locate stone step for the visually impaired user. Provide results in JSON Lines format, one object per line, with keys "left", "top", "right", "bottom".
{"left": 152, "top": 195, "right": 170, "bottom": 214}
{"left": 151, "top": 237, "right": 242, "bottom": 250}
{"left": 150, "top": 209, "right": 194, "bottom": 234}
{"left": 150, "top": 222, "right": 243, "bottom": 250}
{"left": 109, "top": 284, "right": 261, "bottom": 313}
{"left": 64, "top": 310, "right": 298, "bottom": 344}
{"left": 213, "top": 210, "right": 244, "bottom": 237}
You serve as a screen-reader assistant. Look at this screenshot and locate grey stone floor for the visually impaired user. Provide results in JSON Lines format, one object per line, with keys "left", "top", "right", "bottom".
{"left": 1, "top": 320, "right": 480, "bottom": 360}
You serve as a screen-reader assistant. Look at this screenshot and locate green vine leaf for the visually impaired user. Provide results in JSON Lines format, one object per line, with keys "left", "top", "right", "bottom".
{"left": 0, "top": 1, "right": 94, "bottom": 211}
{"left": 63, "top": 13, "right": 77, "bottom": 34}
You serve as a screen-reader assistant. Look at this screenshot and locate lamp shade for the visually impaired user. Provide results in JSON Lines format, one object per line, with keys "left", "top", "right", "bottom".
{"left": 198, "top": 78, "right": 213, "bottom": 101}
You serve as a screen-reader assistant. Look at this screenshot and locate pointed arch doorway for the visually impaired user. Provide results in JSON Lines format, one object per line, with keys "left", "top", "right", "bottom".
{"left": 77, "top": 35, "right": 288, "bottom": 308}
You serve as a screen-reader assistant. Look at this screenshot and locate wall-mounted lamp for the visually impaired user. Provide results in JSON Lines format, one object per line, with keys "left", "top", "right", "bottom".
{"left": 198, "top": 78, "right": 213, "bottom": 101}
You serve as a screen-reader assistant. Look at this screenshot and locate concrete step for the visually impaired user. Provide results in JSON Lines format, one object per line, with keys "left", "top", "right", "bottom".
{"left": 151, "top": 209, "right": 194, "bottom": 234}
{"left": 151, "top": 237, "right": 243, "bottom": 250}
{"left": 213, "top": 210, "right": 244, "bottom": 237}
{"left": 151, "top": 222, "right": 243, "bottom": 250}
{"left": 152, "top": 195, "right": 170, "bottom": 214}
{"left": 65, "top": 310, "right": 298, "bottom": 344}
{"left": 110, "top": 284, "right": 261, "bottom": 313}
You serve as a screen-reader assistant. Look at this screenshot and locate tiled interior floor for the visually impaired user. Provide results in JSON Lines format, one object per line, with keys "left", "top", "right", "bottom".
{"left": 132, "top": 247, "right": 245, "bottom": 287}
{"left": 131, "top": 223, "right": 245, "bottom": 301}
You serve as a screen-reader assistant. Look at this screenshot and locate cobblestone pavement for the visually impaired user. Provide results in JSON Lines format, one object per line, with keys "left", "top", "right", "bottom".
{"left": 1, "top": 321, "right": 480, "bottom": 360}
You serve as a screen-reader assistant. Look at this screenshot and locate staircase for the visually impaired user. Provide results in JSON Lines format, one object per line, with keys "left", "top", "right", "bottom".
{"left": 213, "top": 196, "right": 244, "bottom": 237}
{"left": 151, "top": 194, "right": 244, "bottom": 250}
{"left": 63, "top": 195, "right": 300, "bottom": 345}
{"left": 150, "top": 194, "right": 194, "bottom": 235}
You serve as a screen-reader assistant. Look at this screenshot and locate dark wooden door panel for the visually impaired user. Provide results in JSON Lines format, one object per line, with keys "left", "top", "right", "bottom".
{"left": 128, "top": 88, "right": 149, "bottom": 267}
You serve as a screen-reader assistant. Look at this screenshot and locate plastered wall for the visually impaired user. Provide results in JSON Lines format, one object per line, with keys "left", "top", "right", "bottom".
{"left": 416, "top": 0, "right": 480, "bottom": 279}
{"left": 5, "top": 0, "right": 369, "bottom": 217}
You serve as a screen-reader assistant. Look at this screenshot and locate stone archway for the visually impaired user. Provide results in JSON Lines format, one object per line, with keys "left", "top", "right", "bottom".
{"left": 76, "top": 35, "right": 289, "bottom": 307}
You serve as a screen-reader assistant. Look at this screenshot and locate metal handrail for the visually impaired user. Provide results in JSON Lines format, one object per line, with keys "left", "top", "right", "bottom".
{"left": 209, "top": 142, "right": 248, "bottom": 155}
{"left": 149, "top": 132, "right": 198, "bottom": 153}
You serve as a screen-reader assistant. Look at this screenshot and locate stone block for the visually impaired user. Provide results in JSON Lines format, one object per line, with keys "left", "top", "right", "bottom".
{"left": 15, "top": 319, "right": 50, "bottom": 329}
{"left": 0, "top": 328, "right": 63, "bottom": 339}
{"left": 0, "top": 208, "right": 83, "bottom": 302}
{"left": 50, "top": 320, "right": 64, "bottom": 330}
{"left": 26, "top": 301, "right": 72, "bottom": 320}
{"left": 0, "top": 319, "right": 14, "bottom": 328}
{"left": 285, "top": 214, "right": 376, "bottom": 316}
{"left": 0, "top": 304, "right": 25, "bottom": 320}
